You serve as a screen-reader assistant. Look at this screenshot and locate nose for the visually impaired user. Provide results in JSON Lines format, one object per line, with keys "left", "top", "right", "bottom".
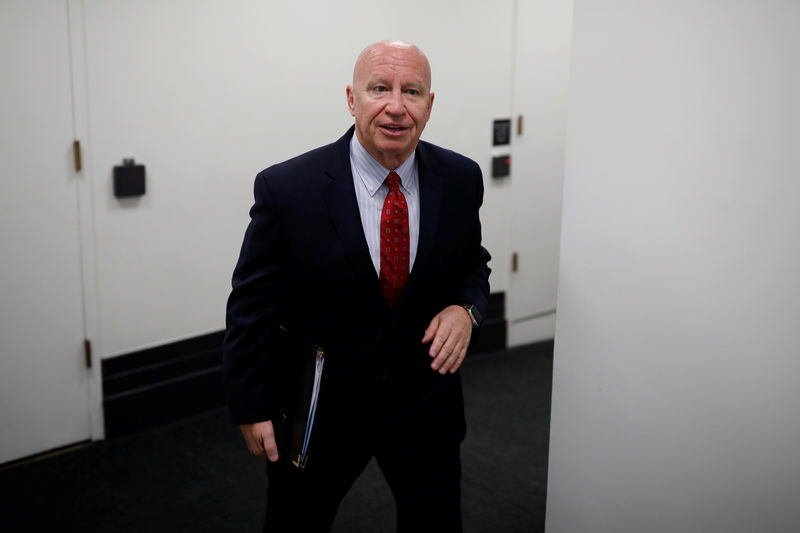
{"left": 385, "top": 88, "right": 405, "bottom": 116}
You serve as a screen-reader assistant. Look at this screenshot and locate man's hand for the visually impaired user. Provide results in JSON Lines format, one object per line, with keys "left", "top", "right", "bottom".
{"left": 240, "top": 420, "right": 279, "bottom": 462}
{"left": 422, "top": 304, "right": 473, "bottom": 374}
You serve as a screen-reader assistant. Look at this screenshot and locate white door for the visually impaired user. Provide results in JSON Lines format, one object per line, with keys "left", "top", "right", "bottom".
{"left": 0, "top": 1, "right": 91, "bottom": 463}
{"left": 507, "top": 0, "right": 573, "bottom": 345}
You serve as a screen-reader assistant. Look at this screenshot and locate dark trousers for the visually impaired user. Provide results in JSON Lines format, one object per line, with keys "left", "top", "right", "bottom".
{"left": 263, "top": 371, "right": 465, "bottom": 532}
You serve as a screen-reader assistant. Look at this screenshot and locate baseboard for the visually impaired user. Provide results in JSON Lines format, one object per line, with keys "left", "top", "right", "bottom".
{"left": 102, "top": 331, "right": 225, "bottom": 438}
{"left": 471, "top": 291, "right": 507, "bottom": 353}
{"left": 508, "top": 312, "right": 556, "bottom": 347}
{"left": 102, "top": 292, "right": 507, "bottom": 438}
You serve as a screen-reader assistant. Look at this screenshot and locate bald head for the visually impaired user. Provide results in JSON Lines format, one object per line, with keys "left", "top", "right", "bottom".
{"left": 346, "top": 40, "right": 435, "bottom": 169}
{"left": 353, "top": 40, "right": 432, "bottom": 93}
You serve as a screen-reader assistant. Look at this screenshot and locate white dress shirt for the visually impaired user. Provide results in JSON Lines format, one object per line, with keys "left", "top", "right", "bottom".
{"left": 349, "top": 134, "right": 420, "bottom": 276}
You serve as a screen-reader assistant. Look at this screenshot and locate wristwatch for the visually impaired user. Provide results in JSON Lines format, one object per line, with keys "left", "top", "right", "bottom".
{"left": 460, "top": 303, "right": 483, "bottom": 328}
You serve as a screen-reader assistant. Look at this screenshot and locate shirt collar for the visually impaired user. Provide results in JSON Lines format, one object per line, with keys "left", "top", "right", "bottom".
{"left": 350, "top": 133, "right": 418, "bottom": 198}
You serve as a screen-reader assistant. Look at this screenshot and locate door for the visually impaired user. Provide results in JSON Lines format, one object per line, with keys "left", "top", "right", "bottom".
{"left": 507, "top": 0, "right": 573, "bottom": 345}
{"left": 0, "top": 0, "right": 91, "bottom": 463}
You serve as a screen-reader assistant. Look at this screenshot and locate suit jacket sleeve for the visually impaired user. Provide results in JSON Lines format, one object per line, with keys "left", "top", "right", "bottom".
{"left": 457, "top": 161, "right": 491, "bottom": 319}
{"left": 223, "top": 171, "right": 284, "bottom": 425}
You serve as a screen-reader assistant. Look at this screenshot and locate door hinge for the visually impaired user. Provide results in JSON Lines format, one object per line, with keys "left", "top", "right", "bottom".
{"left": 84, "top": 339, "right": 92, "bottom": 369}
{"left": 512, "top": 252, "right": 519, "bottom": 273}
{"left": 517, "top": 115, "right": 524, "bottom": 136}
{"left": 73, "top": 140, "right": 82, "bottom": 172}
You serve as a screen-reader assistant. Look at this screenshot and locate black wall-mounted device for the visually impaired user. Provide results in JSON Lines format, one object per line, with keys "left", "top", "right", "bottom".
{"left": 492, "top": 155, "right": 511, "bottom": 178}
{"left": 493, "top": 118, "right": 512, "bottom": 146}
{"left": 113, "top": 159, "right": 146, "bottom": 198}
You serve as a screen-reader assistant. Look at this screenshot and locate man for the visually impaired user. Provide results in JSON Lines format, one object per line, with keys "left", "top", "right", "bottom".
{"left": 224, "top": 40, "right": 491, "bottom": 532}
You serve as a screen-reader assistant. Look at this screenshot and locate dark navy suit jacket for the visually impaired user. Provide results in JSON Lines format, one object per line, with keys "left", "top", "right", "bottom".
{"left": 223, "top": 127, "right": 491, "bottom": 442}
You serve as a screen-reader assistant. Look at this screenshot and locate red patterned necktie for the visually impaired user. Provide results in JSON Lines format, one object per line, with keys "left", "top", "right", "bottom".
{"left": 379, "top": 171, "right": 409, "bottom": 307}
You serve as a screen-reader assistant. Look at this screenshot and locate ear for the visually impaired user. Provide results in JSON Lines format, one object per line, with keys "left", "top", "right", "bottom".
{"left": 346, "top": 85, "right": 356, "bottom": 117}
{"left": 426, "top": 91, "right": 435, "bottom": 120}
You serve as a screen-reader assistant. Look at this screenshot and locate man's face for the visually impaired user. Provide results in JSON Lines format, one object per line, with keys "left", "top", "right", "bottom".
{"left": 347, "top": 43, "right": 434, "bottom": 169}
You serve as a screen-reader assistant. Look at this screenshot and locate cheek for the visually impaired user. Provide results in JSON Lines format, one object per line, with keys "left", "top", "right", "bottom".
{"left": 368, "top": 103, "right": 383, "bottom": 120}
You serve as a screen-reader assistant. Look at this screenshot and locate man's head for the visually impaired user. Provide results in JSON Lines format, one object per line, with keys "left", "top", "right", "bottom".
{"left": 346, "top": 40, "right": 434, "bottom": 169}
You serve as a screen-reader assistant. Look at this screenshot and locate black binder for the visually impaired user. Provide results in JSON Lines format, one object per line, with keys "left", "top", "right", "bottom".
{"left": 276, "top": 327, "right": 325, "bottom": 469}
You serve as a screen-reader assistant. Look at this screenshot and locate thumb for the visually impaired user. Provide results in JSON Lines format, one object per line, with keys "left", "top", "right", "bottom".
{"left": 422, "top": 316, "right": 439, "bottom": 344}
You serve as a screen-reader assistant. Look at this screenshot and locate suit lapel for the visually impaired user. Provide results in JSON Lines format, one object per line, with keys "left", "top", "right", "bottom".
{"left": 321, "top": 132, "right": 443, "bottom": 309}
{"left": 409, "top": 141, "right": 443, "bottom": 282}
{"left": 321, "top": 129, "right": 385, "bottom": 298}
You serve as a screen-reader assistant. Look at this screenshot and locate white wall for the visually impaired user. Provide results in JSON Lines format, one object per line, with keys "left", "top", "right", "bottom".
{"left": 0, "top": 0, "right": 570, "bottom": 459}
{"left": 548, "top": 1, "right": 800, "bottom": 532}
{"left": 79, "top": 0, "right": 520, "bottom": 358}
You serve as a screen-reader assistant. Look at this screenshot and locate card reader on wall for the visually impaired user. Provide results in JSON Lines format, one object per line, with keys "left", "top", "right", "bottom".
{"left": 492, "top": 155, "right": 510, "bottom": 178}
{"left": 113, "top": 158, "right": 146, "bottom": 197}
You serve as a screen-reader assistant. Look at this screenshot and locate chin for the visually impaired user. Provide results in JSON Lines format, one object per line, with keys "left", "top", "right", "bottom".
{"left": 377, "top": 142, "right": 407, "bottom": 153}
{"left": 378, "top": 136, "right": 413, "bottom": 151}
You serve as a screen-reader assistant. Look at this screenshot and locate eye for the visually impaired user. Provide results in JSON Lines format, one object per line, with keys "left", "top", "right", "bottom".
{"left": 406, "top": 88, "right": 420, "bottom": 96}
{"left": 373, "top": 85, "right": 388, "bottom": 93}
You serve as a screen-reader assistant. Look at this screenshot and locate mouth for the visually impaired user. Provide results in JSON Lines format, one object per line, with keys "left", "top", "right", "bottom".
{"left": 380, "top": 124, "right": 408, "bottom": 135}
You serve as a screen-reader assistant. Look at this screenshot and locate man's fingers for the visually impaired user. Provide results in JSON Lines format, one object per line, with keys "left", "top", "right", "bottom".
{"left": 264, "top": 434, "right": 279, "bottom": 463}
{"left": 432, "top": 337, "right": 467, "bottom": 374}
{"left": 258, "top": 421, "right": 279, "bottom": 462}
{"left": 430, "top": 319, "right": 458, "bottom": 357}
{"left": 431, "top": 329, "right": 470, "bottom": 373}
{"left": 240, "top": 420, "right": 278, "bottom": 461}
{"left": 424, "top": 305, "right": 473, "bottom": 372}
{"left": 250, "top": 440, "right": 265, "bottom": 456}
{"left": 240, "top": 425, "right": 262, "bottom": 456}
{"left": 428, "top": 331, "right": 447, "bottom": 358}
{"left": 430, "top": 332, "right": 454, "bottom": 368}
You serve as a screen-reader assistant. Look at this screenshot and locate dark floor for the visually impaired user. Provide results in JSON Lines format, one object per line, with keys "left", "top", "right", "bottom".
{"left": 0, "top": 342, "right": 552, "bottom": 533}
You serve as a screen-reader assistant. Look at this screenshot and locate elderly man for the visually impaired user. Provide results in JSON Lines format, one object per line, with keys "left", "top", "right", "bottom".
{"left": 224, "top": 40, "right": 491, "bottom": 532}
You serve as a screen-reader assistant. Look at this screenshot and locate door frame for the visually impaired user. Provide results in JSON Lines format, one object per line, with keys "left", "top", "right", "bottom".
{"left": 68, "top": 0, "right": 104, "bottom": 441}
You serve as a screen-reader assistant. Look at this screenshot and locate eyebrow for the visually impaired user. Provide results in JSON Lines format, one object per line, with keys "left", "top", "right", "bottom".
{"left": 367, "top": 78, "right": 426, "bottom": 91}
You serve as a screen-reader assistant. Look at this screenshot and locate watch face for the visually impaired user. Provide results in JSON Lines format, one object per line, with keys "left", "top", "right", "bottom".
{"left": 470, "top": 306, "right": 483, "bottom": 326}
{"left": 461, "top": 303, "right": 482, "bottom": 326}
{"left": 462, "top": 304, "right": 481, "bottom": 326}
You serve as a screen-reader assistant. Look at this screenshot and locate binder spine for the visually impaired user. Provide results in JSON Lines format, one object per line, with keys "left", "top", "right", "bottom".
{"left": 292, "top": 347, "right": 325, "bottom": 469}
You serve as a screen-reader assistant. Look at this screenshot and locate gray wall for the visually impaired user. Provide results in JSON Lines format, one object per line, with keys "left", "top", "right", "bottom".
{"left": 548, "top": 1, "right": 800, "bottom": 531}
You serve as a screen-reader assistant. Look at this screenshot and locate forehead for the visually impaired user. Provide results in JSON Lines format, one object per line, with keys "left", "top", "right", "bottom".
{"left": 356, "top": 46, "right": 431, "bottom": 86}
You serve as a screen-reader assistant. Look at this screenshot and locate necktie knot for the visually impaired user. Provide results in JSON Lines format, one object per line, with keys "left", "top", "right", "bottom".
{"left": 385, "top": 171, "right": 400, "bottom": 192}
